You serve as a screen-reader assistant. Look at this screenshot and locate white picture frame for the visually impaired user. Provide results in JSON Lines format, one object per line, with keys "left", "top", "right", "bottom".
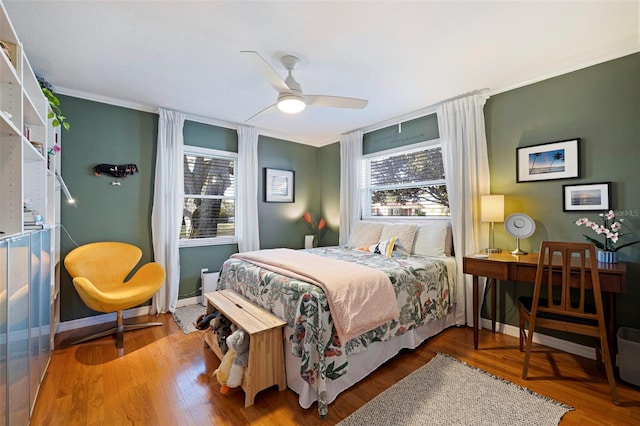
{"left": 562, "top": 182, "right": 611, "bottom": 212}
{"left": 517, "top": 138, "right": 580, "bottom": 182}
{"left": 264, "top": 168, "right": 295, "bottom": 203}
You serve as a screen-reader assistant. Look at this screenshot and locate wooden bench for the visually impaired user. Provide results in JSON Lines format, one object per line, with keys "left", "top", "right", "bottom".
{"left": 203, "top": 290, "right": 287, "bottom": 407}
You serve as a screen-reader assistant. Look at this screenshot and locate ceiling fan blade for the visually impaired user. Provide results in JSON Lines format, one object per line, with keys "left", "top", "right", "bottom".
{"left": 244, "top": 103, "right": 277, "bottom": 123}
{"left": 305, "top": 95, "right": 368, "bottom": 109}
{"left": 240, "top": 51, "right": 291, "bottom": 94}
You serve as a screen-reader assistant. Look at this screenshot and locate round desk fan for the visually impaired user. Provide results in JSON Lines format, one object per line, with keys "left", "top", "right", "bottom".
{"left": 504, "top": 213, "right": 536, "bottom": 255}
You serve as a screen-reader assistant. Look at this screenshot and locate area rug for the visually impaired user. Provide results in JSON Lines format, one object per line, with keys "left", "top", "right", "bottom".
{"left": 338, "top": 353, "right": 573, "bottom": 426}
{"left": 172, "top": 304, "right": 206, "bottom": 334}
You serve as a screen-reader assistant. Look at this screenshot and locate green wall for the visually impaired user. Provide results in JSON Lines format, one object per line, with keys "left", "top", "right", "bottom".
{"left": 483, "top": 53, "right": 640, "bottom": 331}
{"left": 257, "top": 136, "right": 320, "bottom": 249}
{"left": 58, "top": 53, "right": 640, "bottom": 334}
{"left": 58, "top": 97, "right": 321, "bottom": 321}
{"left": 58, "top": 97, "right": 158, "bottom": 320}
{"left": 318, "top": 142, "right": 340, "bottom": 246}
{"left": 363, "top": 113, "right": 439, "bottom": 155}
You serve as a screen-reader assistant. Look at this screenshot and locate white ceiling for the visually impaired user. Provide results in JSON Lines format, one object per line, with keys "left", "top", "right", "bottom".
{"left": 4, "top": 1, "right": 639, "bottom": 147}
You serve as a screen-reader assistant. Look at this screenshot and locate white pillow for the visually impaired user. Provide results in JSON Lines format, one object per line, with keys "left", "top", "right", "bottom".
{"left": 412, "top": 220, "right": 450, "bottom": 257}
{"left": 379, "top": 224, "right": 417, "bottom": 256}
{"left": 349, "top": 221, "right": 384, "bottom": 248}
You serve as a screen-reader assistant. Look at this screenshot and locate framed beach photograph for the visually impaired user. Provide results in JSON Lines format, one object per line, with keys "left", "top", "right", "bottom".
{"left": 516, "top": 138, "right": 580, "bottom": 182}
{"left": 562, "top": 182, "right": 611, "bottom": 212}
{"left": 264, "top": 168, "right": 295, "bottom": 202}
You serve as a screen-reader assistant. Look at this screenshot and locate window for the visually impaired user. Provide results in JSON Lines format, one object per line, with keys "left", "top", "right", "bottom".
{"left": 362, "top": 140, "right": 449, "bottom": 218}
{"left": 181, "top": 146, "right": 238, "bottom": 247}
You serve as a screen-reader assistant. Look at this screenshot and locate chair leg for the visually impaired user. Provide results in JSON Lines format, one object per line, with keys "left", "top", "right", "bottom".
{"left": 116, "top": 311, "right": 125, "bottom": 349}
{"left": 71, "top": 326, "right": 119, "bottom": 345}
{"left": 595, "top": 338, "right": 603, "bottom": 370}
{"left": 598, "top": 328, "right": 619, "bottom": 404}
{"left": 519, "top": 311, "right": 525, "bottom": 352}
{"left": 522, "top": 316, "right": 536, "bottom": 379}
{"left": 72, "top": 310, "right": 163, "bottom": 349}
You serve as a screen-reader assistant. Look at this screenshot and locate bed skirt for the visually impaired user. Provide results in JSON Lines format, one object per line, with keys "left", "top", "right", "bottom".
{"left": 285, "top": 305, "right": 458, "bottom": 410}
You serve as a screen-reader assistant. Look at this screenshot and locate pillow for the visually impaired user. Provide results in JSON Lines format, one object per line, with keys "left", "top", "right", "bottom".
{"left": 412, "top": 220, "right": 450, "bottom": 257}
{"left": 358, "top": 237, "right": 397, "bottom": 257}
{"left": 379, "top": 224, "right": 417, "bottom": 256}
{"left": 349, "top": 221, "right": 384, "bottom": 248}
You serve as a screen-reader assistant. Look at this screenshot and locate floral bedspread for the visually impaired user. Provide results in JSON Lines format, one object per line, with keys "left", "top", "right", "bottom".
{"left": 217, "top": 247, "right": 452, "bottom": 417}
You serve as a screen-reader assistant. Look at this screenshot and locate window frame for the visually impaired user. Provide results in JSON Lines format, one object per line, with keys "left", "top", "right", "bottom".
{"left": 179, "top": 145, "right": 239, "bottom": 248}
{"left": 361, "top": 138, "right": 449, "bottom": 220}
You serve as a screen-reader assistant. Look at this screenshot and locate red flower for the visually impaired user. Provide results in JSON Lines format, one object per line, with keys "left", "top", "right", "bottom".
{"left": 302, "top": 212, "right": 327, "bottom": 247}
{"left": 303, "top": 211, "right": 312, "bottom": 224}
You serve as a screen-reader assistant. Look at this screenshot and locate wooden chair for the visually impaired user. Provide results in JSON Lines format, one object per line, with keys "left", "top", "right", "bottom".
{"left": 519, "top": 241, "right": 618, "bottom": 404}
{"left": 64, "top": 242, "right": 166, "bottom": 348}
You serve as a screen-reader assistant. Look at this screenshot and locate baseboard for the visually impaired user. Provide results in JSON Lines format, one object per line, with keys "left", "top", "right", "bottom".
{"left": 58, "top": 297, "right": 201, "bottom": 333}
{"left": 480, "top": 318, "right": 596, "bottom": 360}
{"left": 56, "top": 306, "right": 603, "bottom": 362}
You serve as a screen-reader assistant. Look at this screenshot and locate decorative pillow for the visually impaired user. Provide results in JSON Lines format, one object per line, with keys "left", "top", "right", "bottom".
{"left": 379, "top": 224, "right": 417, "bottom": 256}
{"left": 349, "top": 221, "right": 384, "bottom": 248}
{"left": 358, "top": 237, "right": 397, "bottom": 257}
{"left": 412, "top": 220, "right": 450, "bottom": 257}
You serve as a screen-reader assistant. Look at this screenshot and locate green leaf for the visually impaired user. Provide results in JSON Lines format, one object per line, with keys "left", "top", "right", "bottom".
{"left": 583, "top": 234, "right": 605, "bottom": 250}
{"left": 612, "top": 240, "right": 640, "bottom": 252}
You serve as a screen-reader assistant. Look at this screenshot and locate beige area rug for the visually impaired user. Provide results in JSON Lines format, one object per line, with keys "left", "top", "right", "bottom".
{"left": 172, "top": 304, "right": 206, "bottom": 334}
{"left": 338, "top": 353, "right": 573, "bottom": 426}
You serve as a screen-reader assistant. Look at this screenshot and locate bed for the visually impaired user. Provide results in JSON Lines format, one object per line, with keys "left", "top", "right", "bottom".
{"left": 216, "top": 220, "right": 462, "bottom": 417}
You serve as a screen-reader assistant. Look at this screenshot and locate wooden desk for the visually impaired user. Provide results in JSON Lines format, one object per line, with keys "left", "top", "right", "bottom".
{"left": 463, "top": 252, "right": 627, "bottom": 350}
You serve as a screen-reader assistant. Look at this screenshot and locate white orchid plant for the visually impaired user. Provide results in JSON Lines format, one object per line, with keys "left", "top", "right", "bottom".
{"left": 575, "top": 210, "right": 639, "bottom": 252}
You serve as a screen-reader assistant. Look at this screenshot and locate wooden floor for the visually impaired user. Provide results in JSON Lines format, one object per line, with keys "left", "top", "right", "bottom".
{"left": 31, "top": 313, "right": 640, "bottom": 425}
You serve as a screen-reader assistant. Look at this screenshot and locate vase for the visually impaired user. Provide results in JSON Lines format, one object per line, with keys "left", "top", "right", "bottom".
{"left": 304, "top": 235, "right": 315, "bottom": 249}
{"left": 597, "top": 249, "right": 619, "bottom": 263}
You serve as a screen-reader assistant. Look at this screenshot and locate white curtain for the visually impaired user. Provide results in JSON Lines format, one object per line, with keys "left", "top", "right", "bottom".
{"left": 151, "top": 108, "right": 185, "bottom": 314}
{"left": 237, "top": 125, "right": 260, "bottom": 252}
{"left": 339, "top": 130, "right": 363, "bottom": 246}
{"left": 437, "top": 93, "right": 491, "bottom": 326}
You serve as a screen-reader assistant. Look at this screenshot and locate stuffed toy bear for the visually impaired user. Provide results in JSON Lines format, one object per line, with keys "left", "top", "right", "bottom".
{"left": 223, "top": 329, "right": 250, "bottom": 392}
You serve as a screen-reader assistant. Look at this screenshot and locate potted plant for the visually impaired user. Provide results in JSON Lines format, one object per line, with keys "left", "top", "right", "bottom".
{"left": 38, "top": 77, "right": 70, "bottom": 130}
{"left": 575, "top": 210, "right": 639, "bottom": 262}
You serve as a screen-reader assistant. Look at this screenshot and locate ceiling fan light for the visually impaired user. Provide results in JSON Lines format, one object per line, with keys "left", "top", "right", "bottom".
{"left": 277, "top": 95, "right": 306, "bottom": 114}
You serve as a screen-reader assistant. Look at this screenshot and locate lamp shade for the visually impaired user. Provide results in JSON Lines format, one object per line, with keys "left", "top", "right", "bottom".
{"left": 481, "top": 195, "right": 504, "bottom": 223}
{"left": 277, "top": 94, "right": 306, "bottom": 113}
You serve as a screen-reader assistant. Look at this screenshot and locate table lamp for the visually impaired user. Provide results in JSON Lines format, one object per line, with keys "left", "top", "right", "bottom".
{"left": 481, "top": 194, "right": 504, "bottom": 253}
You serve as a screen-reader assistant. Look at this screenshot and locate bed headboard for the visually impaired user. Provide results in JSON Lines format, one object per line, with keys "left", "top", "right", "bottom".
{"left": 348, "top": 219, "right": 453, "bottom": 257}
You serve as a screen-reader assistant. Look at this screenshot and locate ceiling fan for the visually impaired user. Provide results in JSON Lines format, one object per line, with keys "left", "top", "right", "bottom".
{"left": 241, "top": 51, "right": 368, "bottom": 122}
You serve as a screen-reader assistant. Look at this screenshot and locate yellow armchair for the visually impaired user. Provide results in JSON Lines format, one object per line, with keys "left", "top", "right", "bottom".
{"left": 64, "top": 242, "right": 166, "bottom": 348}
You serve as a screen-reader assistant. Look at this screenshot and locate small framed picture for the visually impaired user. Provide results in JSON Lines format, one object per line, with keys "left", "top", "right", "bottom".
{"left": 516, "top": 138, "right": 580, "bottom": 182}
{"left": 264, "top": 168, "right": 295, "bottom": 203}
{"left": 562, "top": 182, "right": 611, "bottom": 212}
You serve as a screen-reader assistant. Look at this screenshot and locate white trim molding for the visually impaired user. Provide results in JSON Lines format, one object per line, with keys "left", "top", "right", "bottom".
{"left": 480, "top": 318, "right": 598, "bottom": 361}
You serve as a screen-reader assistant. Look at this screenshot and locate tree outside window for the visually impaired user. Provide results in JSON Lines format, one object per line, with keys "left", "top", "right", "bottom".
{"left": 363, "top": 143, "right": 449, "bottom": 217}
{"left": 181, "top": 147, "right": 237, "bottom": 245}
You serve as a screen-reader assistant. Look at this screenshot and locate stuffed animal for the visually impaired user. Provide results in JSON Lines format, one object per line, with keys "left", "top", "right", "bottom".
{"left": 194, "top": 311, "right": 219, "bottom": 330}
{"left": 212, "top": 345, "right": 236, "bottom": 391}
{"left": 224, "top": 329, "right": 250, "bottom": 391}
{"left": 210, "top": 314, "right": 235, "bottom": 354}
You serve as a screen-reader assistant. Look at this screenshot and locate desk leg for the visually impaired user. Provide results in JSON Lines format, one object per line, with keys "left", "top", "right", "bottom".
{"left": 607, "top": 293, "right": 616, "bottom": 357}
{"left": 490, "top": 278, "right": 496, "bottom": 334}
{"left": 473, "top": 275, "right": 479, "bottom": 349}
